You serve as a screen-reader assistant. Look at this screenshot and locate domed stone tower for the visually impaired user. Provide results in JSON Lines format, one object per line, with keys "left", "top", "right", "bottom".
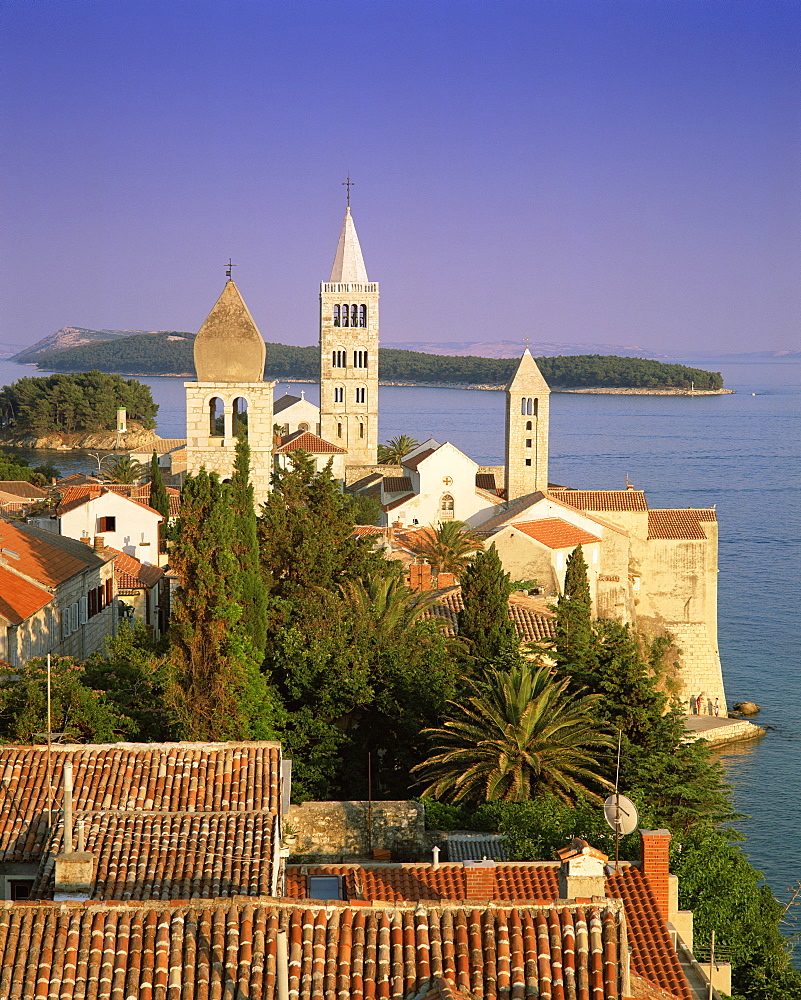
{"left": 185, "top": 279, "right": 275, "bottom": 504}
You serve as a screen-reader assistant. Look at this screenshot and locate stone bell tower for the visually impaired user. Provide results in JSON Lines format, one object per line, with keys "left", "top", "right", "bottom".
{"left": 319, "top": 205, "right": 379, "bottom": 467}
{"left": 504, "top": 349, "right": 551, "bottom": 500}
{"left": 185, "top": 279, "right": 275, "bottom": 505}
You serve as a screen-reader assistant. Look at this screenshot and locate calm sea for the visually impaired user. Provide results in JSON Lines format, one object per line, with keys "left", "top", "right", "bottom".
{"left": 2, "top": 359, "right": 799, "bottom": 941}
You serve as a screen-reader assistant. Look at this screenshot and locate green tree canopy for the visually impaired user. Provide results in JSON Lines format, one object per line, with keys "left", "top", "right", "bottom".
{"left": 148, "top": 451, "right": 170, "bottom": 521}
{"left": 413, "top": 661, "right": 613, "bottom": 804}
{"left": 457, "top": 543, "right": 519, "bottom": 665}
{"left": 407, "top": 520, "right": 484, "bottom": 578}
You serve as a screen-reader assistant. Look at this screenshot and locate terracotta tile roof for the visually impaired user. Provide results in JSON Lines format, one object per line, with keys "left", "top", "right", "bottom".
{"left": 0, "top": 481, "right": 49, "bottom": 498}
{"left": 108, "top": 547, "right": 164, "bottom": 589}
{"left": 351, "top": 525, "right": 384, "bottom": 537}
{"left": 56, "top": 483, "right": 181, "bottom": 517}
{"left": 513, "top": 518, "right": 601, "bottom": 549}
{"left": 0, "top": 564, "right": 52, "bottom": 624}
{"left": 31, "top": 811, "right": 277, "bottom": 900}
{"left": 403, "top": 445, "right": 440, "bottom": 470}
{"left": 0, "top": 742, "right": 283, "bottom": 865}
{"left": 549, "top": 488, "right": 649, "bottom": 512}
{"left": 0, "top": 520, "right": 108, "bottom": 588}
{"left": 445, "top": 834, "right": 508, "bottom": 862}
{"left": 286, "top": 863, "right": 692, "bottom": 999}
{"left": 421, "top": 587, "right": 556, "bottom": 643}
{"left": 0, "top": 898, "right": 630, "bottom": 1000}
{"left": 647, "top": 509, "right": 716, "bottom": 540}
{"left": 383, "top": 475, "right": 413, "bottom": 493}
{"left": 275, "top": 430, "right": 347, "bottom": 454}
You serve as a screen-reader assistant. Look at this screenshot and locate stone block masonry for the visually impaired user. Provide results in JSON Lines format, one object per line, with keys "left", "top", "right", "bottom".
{"left": 667, "top": 622, "right": 727, "bottom": 715}
{"left": 287, "top": 801, "right": 425, "bottom": 861}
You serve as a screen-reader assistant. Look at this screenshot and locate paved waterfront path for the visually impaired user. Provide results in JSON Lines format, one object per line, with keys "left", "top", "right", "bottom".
{"left": 683, "top": 714, "right": 765, "bottom": 745}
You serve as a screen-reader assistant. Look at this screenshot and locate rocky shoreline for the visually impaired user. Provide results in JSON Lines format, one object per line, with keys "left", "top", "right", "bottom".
{"left": 0, "top": 427, "right": 165, "bottom": 452}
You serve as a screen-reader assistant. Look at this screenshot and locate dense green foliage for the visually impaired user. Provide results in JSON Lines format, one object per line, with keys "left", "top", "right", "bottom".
{"left": 0, "top": 371, "right": 158, "bottom": 433}
{"left": 413, "top": 662, "right": 613, "bottom": 803}
{"left": 101, "top": 453, "right": 148, "bottom": 484}
{"left": 166, "top": 467, "right": 276, "bottom": 740}
{"left": 230, "top": 437, "right": 269, "bottom": 655}
{"left": 407, "top": 520, "right": 484, "bottom": 577}
{"left": 0, "top": 449, "right": 60, "bottom": 485}
{"left": 457, "top": 544, "right": 519, "bottom": 665}
{"left": 148, "top": 452, "right": 170, "bottom": 521}
{"left": 27, "top": 331, "right": 724, "bottom": 389}
{"left": 0, "top": 657, "right": 132, "bottom": 743}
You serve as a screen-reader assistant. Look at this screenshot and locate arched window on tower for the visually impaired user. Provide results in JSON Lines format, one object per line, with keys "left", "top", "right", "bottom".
{"left": 521, "top": 398, "right": 526, "bottom": 415}
{"left": 337, "top": 422, "right": 343, "bottom": 439}
{"left": 359, "top": 305, "right": 367, "bottom": 327}
{"left": 342, "top": 304, "right": 350, "bottom": 327}
{"left": 440, "top": 494, "right": 455, "bottom": 520}
{"left": 355, "top": 387, "right": 366, "bottom": 404}
{"left": 526, "top": 398, "right": 533, "bottom": 415}
{"left": 233, "top": 397, "right": 248, "bottom": 438}
{"left": 334, "top": 386, "right": 344, "bottom": 404}
{"left": 533, "top": 399, "right": 538, "bottom": 416}
{"left": 525, "top": 420, "right": 532, "bottom": 431}
{"left": 333, "top": 305, "right": 341, "bottom": 327}
{"left": 209, "top": 397, "right": 224, "bottom": 437}
{"left": 333, "top": 349, "right": 346, "bottom": 368}
{"left": 359, "top": 422, "right": 364, "bottom": 439}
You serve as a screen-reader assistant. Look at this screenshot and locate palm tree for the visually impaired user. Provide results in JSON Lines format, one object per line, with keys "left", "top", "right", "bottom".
{"left": 378, "top": 434, "right": 419, "bottom": 466}
{"left": 339, "top": 574, "right": 440, "bottom": 641}
{"left": 407, "top": 520, "right": 484, "bottom": 578}
{"left": 412, "top": 662, "right": 613, "bottom": 804}
{"left": 100, "top": 454, "right": 148, "bottom": 484}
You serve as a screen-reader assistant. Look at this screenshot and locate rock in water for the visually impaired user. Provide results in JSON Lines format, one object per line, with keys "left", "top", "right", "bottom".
{"left": 732, "top": 701, "right": 760, "bottom": 715}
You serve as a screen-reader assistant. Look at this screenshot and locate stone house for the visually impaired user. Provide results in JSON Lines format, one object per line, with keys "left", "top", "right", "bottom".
{"left": 55, "top": 488, "right": 163, "bottom": 565}
{"left": 0, "top": 520, "right": 117, "bottom": 667}
{"left": 273, "top": 429, "right": 347, "bottom": 480}
{"left": 108, "top": 546, "right": 167, "bottom": 641}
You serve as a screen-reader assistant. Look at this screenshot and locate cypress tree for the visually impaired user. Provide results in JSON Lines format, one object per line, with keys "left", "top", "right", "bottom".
{"left": 167, "top": 468, "right": 274, "bottom": 740}
{"left": 148, "top": 451, "right": 170, "bottom": 518}
{"left": 457, "top": 544, "right": 519, "bottom": 666}
{"left": 229, "top": 437, "right": 268, "bottom": 654}
{"left": 555, "top": 544, "right": 596, "bottom": 677}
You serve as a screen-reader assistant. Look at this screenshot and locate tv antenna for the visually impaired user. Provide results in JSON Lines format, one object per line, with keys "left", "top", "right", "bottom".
{"left": 603, "top": 731, "right": 639, "bottom": 869}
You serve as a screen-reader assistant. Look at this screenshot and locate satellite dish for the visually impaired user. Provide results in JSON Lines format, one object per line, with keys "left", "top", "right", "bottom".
{"left": 603, "top": 794, "right": 639, "bottom": 836}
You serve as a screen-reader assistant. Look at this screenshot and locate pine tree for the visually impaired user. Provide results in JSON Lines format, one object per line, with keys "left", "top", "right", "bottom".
{"left": 457, "top": 544, "right": 519, "bottom": 666}
{"left": 229, "top": 437, "right": 268, "bottom": 654}
{"left": 555, "top": 544, "right": 596, "bottom": 677}
{"left": 167, "top": 468, "right": 275, "bottom": 740}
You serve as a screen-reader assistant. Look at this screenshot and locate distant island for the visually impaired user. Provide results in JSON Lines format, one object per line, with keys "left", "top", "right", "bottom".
{"left": 10, "top": 327, "right": 726, "bottom": 391}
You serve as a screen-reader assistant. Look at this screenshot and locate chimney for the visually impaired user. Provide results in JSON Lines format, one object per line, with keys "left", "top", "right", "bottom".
{"left": 54, "top": 764, "right": 94, "bottom": 901}
{"left": 437, "top": 571, "right": 456, "bottom": 589}
{"left": 463, "top": 859, "right": 497, "bottom": 901}
{"left": 557, "top": 838, "right": 607, "bottom": 900}
{"left": 93, "top": 535, "right": 105, "bottom": 553}
{"left": 639, "top": 829, "right": 672, "bottom": 918}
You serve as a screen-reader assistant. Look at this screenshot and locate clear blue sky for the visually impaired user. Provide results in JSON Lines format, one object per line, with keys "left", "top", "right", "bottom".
{"left": 1, "top": 0, "right": 798, "bottom": 354}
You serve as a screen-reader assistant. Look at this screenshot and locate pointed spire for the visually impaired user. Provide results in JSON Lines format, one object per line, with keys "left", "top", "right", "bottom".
{"left": 329, "top": 207, "right": 369, "bottom": 284}
{"left": 193, "top": 279, "right": 266, "bottom": 382}
{"left": 506, "top": 349, "right": 551, "bottom": 393}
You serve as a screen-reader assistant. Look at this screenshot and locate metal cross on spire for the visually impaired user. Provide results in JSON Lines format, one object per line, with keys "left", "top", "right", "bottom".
{"left": 225, "top": 258, "right": 238, "bottom": 280}
{"left": 342, "top": 175, "right": 355, "bottom": 207}
{"left": 522, "top": 334, "right": 531, "bottom": 347}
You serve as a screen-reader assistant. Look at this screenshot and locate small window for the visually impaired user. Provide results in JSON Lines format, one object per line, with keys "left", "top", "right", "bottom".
{"left": 359, "top": 423, "right": 364, "bottom": 438}
{"left": 525, "top": 439, "right": 532, "bottom": 448}
{"left": 525, "top": 421, "right": 532, "bottom": 431}
{"left": 334, "top": 387, "right": 344, "bottom": 403}
{"left": 521, "top": 397, "right": 526, "bottom": 415}
{"left": 332, "top": 350, "right": 346, "bottom": 368}
{"left": 440, "top": 494, "right": 454, "bottom": 520}
{"left": 298, "top": 422, "right": 309, "bottom": 432}
{"left": 333, "top": 305, "right": 340, "bottom": 327}
{"left": 71, "top": 603, "right": 79, "bottom": 633}
{"left": 8, "top": 880, "right": 33, "bottom": 901}
{"left": 355, "top": 387, "right": 366, "bottom": 404}
{"left": 525, "top": 458, "right": 532, "bottom": 467}
{"left": 80, "top": 596, "right": 88, "bottom": 625}
{"left": 526, "top": 398, "right": 533, "bottom": 415}
{"left": 359, "top": 305, "right": 367, "bottom": 327}
{"left": 337, "top": 422, "right": 343, "bottom": 438}
{"left": 342, "top": 304, "right": 349, "bottom": 327}
{"left": 308, "top": 876, "right": 342, "bottom": 900}
{"left": 533, "top": 399, "right": 539, "bottom": 417}
{"left": 99, "top": 516, "right": 116, "bottom": 533}
{"left": 351, "top": 304, "right": 358, "bottom": 326}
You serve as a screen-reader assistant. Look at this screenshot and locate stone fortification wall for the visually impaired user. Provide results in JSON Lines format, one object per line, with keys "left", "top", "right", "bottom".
{"left": 287, "top": 801, "right": 425, "bottom": 862}
{"left": 665, "top": 622, "right": 727, "bottom": 715}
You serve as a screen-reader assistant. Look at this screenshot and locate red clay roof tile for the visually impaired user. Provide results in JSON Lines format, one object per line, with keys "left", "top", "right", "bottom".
{"left": 549, "top": 489, "right": 649, "bottom": 512}
{"left": 647, "top": 509, "right": 716, "bottom": 540}
{"left": 512, "top": 518, "right": 601, "bottom": 549}
{"left": 275, "top": 430, "right": 347, "bottom": 454}
{"left": 0, "top": 565, "right": 52, "bottom": 624}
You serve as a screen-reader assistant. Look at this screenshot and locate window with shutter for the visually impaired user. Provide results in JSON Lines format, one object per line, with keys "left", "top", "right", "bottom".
{"left": 62, "top": 610, "right": 71, "bottom": 639}
{"left": 80, "top": 596, "right": 88, "bottom": 625}
{"left": 105, "top": 578, "right": 113, "bottom": 604}
{"left": 71, "top": 603, "right": 79, "bottom": 633}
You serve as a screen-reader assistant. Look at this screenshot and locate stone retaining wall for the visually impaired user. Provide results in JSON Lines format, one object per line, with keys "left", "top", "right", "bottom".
{"left": 286, "top": 801, "right": 425, "bottom": 861}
